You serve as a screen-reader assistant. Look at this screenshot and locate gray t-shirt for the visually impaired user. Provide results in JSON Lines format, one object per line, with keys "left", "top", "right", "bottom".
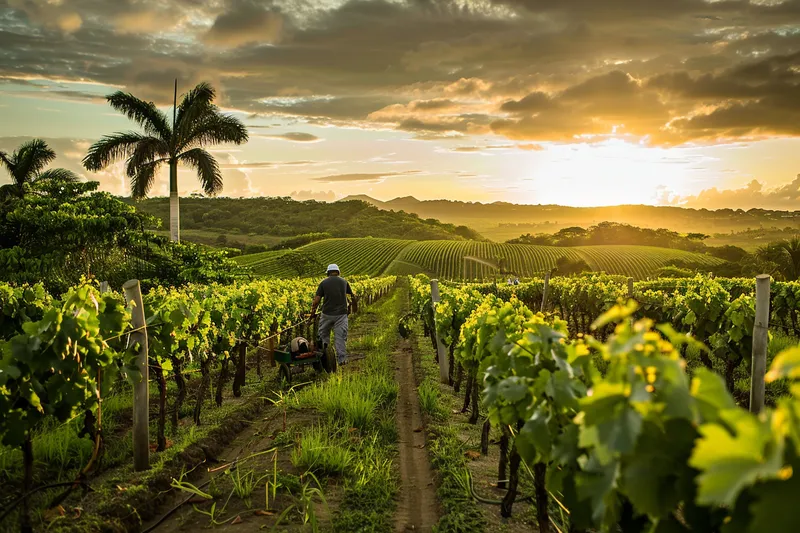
{"left": 316, "top": 276, "right": 353, "bottom": 316}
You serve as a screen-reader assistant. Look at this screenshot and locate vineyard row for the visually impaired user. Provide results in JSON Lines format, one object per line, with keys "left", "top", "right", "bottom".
{"left": 408, "top": 274, "right": 800, "bottom": 533}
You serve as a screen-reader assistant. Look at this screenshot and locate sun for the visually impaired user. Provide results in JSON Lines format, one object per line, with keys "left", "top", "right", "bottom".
{"left": 518, "top": 138, "right": 696, "bottom": 207}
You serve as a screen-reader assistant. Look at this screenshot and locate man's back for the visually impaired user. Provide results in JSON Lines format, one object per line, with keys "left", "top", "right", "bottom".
{"left": 316, "top": 276, "right": 352, "bottom": 316}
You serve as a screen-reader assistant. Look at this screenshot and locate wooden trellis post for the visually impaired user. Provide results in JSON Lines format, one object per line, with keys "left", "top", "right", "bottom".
{"left": 750, "top": 274, "right": 770, "bottom": 414}
{"left": 430, "top": 279, "right": 449, "bottom": 383}
{"left": 123, "top": 279, "right": 149, "bottom": 472}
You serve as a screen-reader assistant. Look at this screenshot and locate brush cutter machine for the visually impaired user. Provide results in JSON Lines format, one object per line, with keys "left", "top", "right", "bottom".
{"left": 274, "top": 333, "right": 337, "bottom": 385}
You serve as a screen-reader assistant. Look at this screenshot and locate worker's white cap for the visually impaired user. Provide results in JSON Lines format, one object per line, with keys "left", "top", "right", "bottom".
{"left": 326, "top": 264, "right": 340, "bottom": 273}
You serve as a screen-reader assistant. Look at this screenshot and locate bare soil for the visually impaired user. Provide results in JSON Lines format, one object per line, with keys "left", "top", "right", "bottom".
{"left": 393, "top": 339, "right": 440, "bottom": 532}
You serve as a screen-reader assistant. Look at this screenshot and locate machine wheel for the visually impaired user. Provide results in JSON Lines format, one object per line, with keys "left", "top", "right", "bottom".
{"left": 278, "top": 363, "right": 291, "bottom": 386}
{"left": 321, "top": 344, "right": 337, "bottom": 373}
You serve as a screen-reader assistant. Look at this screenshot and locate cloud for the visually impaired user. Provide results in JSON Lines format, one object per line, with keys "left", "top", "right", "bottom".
{"left": 678, "top": 175, "right": 800, "bottom": 210}
{"left": 263, "top": 132, "right": 321, "bottom": 142}
{"left": 290, "top": 190, "right": 337, "bottom": 202}
{"left": 203, "top": 0, "right": 283, "bottom": 48}
{"left": 1, "top": 0, "right": 800, "bottom": 146}
{"left": 450, "top": 143, "right": 544, "bottom": 153}
{"left": 312, "top": 170, "right": 421, "bottom": 183}
{"left": 219, "top": 159, "right": 321, "bottom": 169}
{"left": 8, "top": 0, "right": 83, "bottom": 33}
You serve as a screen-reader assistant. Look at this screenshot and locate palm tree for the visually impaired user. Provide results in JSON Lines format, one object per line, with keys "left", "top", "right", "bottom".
{"left": 0, "top": 139, "right": 79, "bottom": 198}
{"left": 83, "top": 82, "right": 248, "bottom": 241}
{"left": 755, "top": 238, "right": 800, "bottom": 280}
{"left": 778, "top": 237, "right": 800, "bottom": 280}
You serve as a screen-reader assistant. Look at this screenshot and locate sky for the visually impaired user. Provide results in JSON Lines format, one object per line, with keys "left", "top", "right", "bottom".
{"left": 0, "top": 0, "right": 799, "bottom": 209}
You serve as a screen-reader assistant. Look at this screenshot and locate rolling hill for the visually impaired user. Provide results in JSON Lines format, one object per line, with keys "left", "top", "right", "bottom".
{"left": 341, "top": 195, "right": 800, "bottom": 241}
{"left": 234, "top": 238, "right": 725, "bottom": 280}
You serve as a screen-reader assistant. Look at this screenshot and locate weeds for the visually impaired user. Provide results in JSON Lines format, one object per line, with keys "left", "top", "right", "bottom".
{"left": 228, "top": 467, "right": 267, "bottom": 508}
{"left": 273, "top": 472, "right": 328, "bottom": 533}
{"left": 290, "top": 426, "right": 353, "bottom": 476}
{"left": 418, "top": 380, "right": 446, "bottom": 420}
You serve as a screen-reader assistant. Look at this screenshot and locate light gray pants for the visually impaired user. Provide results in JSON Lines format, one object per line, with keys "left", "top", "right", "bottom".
{"left": 318, "top": 313, "right": 348, "bottom": 363}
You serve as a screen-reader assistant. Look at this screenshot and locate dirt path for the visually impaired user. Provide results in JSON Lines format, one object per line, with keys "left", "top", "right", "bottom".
{"left": 393, "top": 338, "right": 439, "bottom": 532}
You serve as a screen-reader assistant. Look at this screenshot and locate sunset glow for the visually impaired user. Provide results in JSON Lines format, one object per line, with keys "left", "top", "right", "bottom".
{"left": 1, "top": 0, "right": 799, "bottom": 208}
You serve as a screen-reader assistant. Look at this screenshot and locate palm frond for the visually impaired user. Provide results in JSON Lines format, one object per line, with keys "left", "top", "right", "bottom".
{"left": 83, "top": 132, "right": 153, "bottom": 171}
{"left": 14, "top": 139, "right": 56, "bottom": 183}
{"left": 175, "top": 82, "right": 215, "bottom": 126}
{"left": 174, "top": 82, "right": 218, "bottom": 148}
{"left": 125, "top": 137, "right": 170, "bottom": 178}
{"left": 179, "top": 148, "right": 223, "bottom": 196}
{"left": 179, "top": 113, "right": 249, "bottom": 152}
{"left": 107, "top": 91, "right": 171, "bottom": 140}
{"left": 0, "top": 183, "right": 19, "bottom": 200}
{"left": 0, "top": 151, "right": 13, "bottom": 176}
{"left": 130, "top": 160, "right": 163, "bottom": 200}
{"left": 36, "top": 168, "right": 81, "bottom": 183}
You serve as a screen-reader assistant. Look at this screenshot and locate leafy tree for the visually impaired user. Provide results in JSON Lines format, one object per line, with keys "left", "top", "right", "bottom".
{"left": 0, "top": 180, "right": 244, "bottom": 292}
{"left": 83, "top": 82, "right": 249, "bottom": 242}
{"left": 707, "top": 244, "right": 749, "bottom": 263}
{"left": 553, "top": 256, "right": 591, "bottom": 276}
{"left": 0, "top": 139, "right": 79, "bottom": 199}
{"left": 283, "top": 251, "right": 323, "bottom": 277}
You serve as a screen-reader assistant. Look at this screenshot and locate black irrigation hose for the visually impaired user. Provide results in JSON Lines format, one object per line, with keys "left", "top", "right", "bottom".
{"left": 0, "top": 481, "right": 93, "bottom": 525}
{"left": 139, "top": 477, "right": 215, "bottom": 533}
{"left": 140, "top": 451, "right": 252, "bottom": 533}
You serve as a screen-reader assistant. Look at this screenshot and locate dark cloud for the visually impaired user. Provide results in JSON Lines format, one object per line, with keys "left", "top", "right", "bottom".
{"left": 0, "top": 0, "right": 799, "bottom": 144}
{"left": 203, "top": 0, "right": 283, "bottom": 48}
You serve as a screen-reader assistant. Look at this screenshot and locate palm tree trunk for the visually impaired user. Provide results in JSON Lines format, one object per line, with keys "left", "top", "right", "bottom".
{"left": 169, "top": 158, "right": 180, "bottom": 242}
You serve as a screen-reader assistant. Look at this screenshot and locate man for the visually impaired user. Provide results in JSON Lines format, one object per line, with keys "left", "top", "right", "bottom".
{"left": 310, "top": 264, "right": 355, "bottom": 366}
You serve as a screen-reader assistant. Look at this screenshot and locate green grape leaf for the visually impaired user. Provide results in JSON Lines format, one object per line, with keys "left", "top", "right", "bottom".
{"left": 766, "top": 347, "right": 800, "bottom": 383}
{"left": 497, "top": 377, "right": 529, "bottom": 404}
{"left": 621, "top": 419, "right": 698, "bottom": 519}
{"left": 597, "top": 406, "right": 642, "bottom": 455}
{"left": 517, "top": 407, "right": 551, "bottom": 464}
{"left": 592, "top": 301, "right": 638, "bottom": 329}
{"left": 746, "top": 450, "right": 800, "bottom": 533}
{"left": 691, "top": 368, "right": 736, "bottom": 424}
{"left": 690, "top": 408, "right": 784, "bottom": 507}
{"left": 552, "top": 423, "right": 581, "bottom": 466}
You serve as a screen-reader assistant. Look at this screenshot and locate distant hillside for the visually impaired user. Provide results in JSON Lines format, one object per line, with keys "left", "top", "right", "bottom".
{"left": 234, "top": 238, "right": 724, "bottom": 280}
{"left": 341, "top": 195, "right": 800, "bottom": 241}
{"left": 128, "top": 196, "right": 483, "bottom": 243}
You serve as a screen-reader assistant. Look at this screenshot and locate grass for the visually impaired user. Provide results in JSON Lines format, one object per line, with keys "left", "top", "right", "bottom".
{"left": 418, "top": 380, "right": 448, "bottom": 420}
{"left": 291, "top": 426, "right": 354, "bottom": 476}
{"left": 293, "top": 288, "right": 404, "bottom": 531}
{"left": 411, "top": 322, "right": 485, "bottom": 533}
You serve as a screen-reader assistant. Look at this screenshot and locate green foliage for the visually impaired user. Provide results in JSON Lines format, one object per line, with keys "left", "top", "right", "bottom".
{"left": 507, "top": 221, "right": 709, "bottom": 252}
{"left": 271, "top": 232, "right": 333, "bottom": 250}
{"left": 0, "top": 179, "right": 247, "bottom": 292}
{"left": 0, "top": 283, "right": 134, "bottom": 448}
{"left": 131, "top": 196, "right": 474, "bottom": 241}
{"left": 282, "top": 250, "right": 323, "bottom": 277}
{"left": 412, "top": 276, "right": 800, "bottom": 533}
